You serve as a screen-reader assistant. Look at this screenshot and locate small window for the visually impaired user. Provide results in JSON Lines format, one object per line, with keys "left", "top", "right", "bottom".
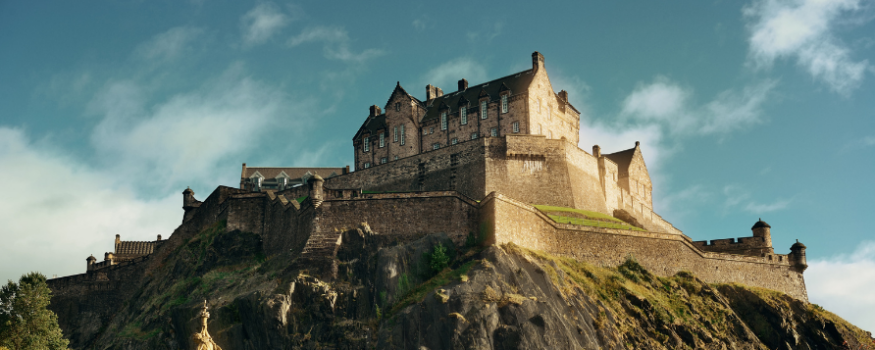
{"left": 379, "top": 133, "right": 385, "bottom": 148}
{"left": 548, "top": 130, "right": 552, "bottom": 139}
{"left": 538, "top": 124, "right": 542, "bottom": 135}
{"left": 430, "top": 127, "right": 434, "bottom": 134}
{"left": 480, "top": 100, "right": 487, "bottom": 119}
{"left": 395, "top": 102, "right": 401, "bottom": 112}
{"left": 537, "top": 99, "right": 541, "bottom": 113}
{"left": 394, "top": 155, "right": 399, "bottom": 160}
{"left": 441, "top": 111, "right": 447, "bottom": 130}
{"left": 490, "top": 128, "right": 498, "bottom": 137}
{"left": 460, "top": 107, "right": 467, "bottom": 125}
{"left": 512, "top": 122, "right": 519, "bottom": 133}
{"left": 451, "top": 138, "right": 458, "bottom": 145}
{"left": 380, "top": 157, "right": 387, "bottom": 164}
{"left": 433, "top": 143, "right": 440, "bottom": 150}
{"left": 364, "top": 162, "right": 371, "bottom": 169}
{"left": 501, "top": 95, "right": 508, "bottom": 113}
{"left": 401, "top": 125, "right": 406, "bottom": 145}
{"left": 363, "top": 136, "right": 369, "bottom": 152}
{"left": 394, "top": 126, "right": 398, "bottom": 142}
{"left": 471, "top": 132, "right": 478, "bottom": 140}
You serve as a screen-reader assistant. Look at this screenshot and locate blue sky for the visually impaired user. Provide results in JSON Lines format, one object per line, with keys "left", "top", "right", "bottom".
{"left": 1, "top": 0, "right": 874, "bottom": 331}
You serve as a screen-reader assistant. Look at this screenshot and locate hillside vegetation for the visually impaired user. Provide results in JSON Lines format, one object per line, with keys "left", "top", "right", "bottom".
{"left": 67, "top": 222, "right": 872, "bottom": 349}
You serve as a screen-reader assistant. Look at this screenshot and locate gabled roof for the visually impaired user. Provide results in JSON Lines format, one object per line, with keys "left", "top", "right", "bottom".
{"left": 115, "top": 241, "right": 158, "bottom": 256}
{"left": 384, "top": 82, "right": 422, "bottom": 109}
{"left": 421, "top": 69, "right": 537, "bottom": 123}
{"left": 353, "top": 113, "right": 388, "bottom": 140}
{"left": 604, "top": 147, "right": 637, "bottom": 171}
{"left": 243, "top": 167, "right": 344, "bottom": 180}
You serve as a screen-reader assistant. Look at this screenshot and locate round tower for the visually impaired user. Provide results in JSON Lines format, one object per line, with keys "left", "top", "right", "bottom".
{"left": 751, "top": 218, "right": 772, "bottom": 248}
{"left": 789, "top": 239, "right": 808, "bottom": 272}
{"left": 86, "top": 255, "right": 96, "bottom": 271}
{"left": 307, "top": 173, "right": 325, "bottom": 208}
{"left": 183, "top": 187, "right": 196, "bottom": 208}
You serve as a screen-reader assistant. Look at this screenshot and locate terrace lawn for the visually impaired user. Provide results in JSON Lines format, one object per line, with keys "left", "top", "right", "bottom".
{"left": 533, "top": 204, "right": 646, "bottom": 232}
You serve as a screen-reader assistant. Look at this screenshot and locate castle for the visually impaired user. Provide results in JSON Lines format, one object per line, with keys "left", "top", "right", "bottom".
{"left": 47, "top": 53, "right": 810, "bottom": 340}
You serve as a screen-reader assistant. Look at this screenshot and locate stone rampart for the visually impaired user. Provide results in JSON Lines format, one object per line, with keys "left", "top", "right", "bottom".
{"left": 480, "top": 193, "right": 808, "bottom": 301}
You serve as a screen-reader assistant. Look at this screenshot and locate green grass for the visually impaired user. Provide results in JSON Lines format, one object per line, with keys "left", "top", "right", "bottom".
{"left": 387, "top": 260, "right": 477, "bottom": 317}
{"left": 296, "top": 196, "right": 308, "bottom": 203}
{"left": 533, "top": 205, "right": 645, "bottom": 231}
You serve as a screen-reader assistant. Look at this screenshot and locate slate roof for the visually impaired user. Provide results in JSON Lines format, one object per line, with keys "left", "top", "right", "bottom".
{"left": 420, "top": 69, "right": 536, "bottom": 124}
{"left": 604, "top": 147, "right": 637, "bottom": 171}
{"left": 244, "top": 167, "right": 345, "bottom": 180}
{"left": 115, "top": 241, "right": 158, "bottom": 256}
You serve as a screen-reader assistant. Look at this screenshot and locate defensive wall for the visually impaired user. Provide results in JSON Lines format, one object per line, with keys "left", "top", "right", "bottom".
{"left": 479, "top": 193, "right": 808, "bottom": 301}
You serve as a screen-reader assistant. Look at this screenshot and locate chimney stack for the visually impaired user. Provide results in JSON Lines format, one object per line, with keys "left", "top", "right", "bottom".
{"left": 532, "top": 51, "right": 545, "bottom": 71}
{"left": 458, "top": 79, "right": 468, "bottom": 91}
{"left": 593, "top": 145, "right": 601, "bottom": 157}
{"left": 426, "top": 85, "right": 443, "bottom": 101}
{"left": 558, "top": 90, "right": 568, "bottom": 103}
{"left": 369, "top": 105, "right": 382, "bottom": 117}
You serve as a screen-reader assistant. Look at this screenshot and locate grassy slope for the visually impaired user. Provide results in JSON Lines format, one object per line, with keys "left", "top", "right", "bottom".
{"left": 533, "top": 204, "right": 646, "bottom": 231}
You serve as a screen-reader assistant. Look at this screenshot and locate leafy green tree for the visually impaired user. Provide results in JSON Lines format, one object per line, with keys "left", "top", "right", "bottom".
{"left": 429, "top": 243, "right": 450, "bottom": 274}
{"left": 0, "top": 272, "right": 69, "bottom": 350}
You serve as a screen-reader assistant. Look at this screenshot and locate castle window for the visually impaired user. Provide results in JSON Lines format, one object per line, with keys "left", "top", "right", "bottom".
{"left": 441, "top": 111, "right": 447, "bottom": 130}
{"left": 512, "top": 121, "right": 519, "bottom": 133}
{"left": 395, "top": 102, "right": 400, "bottom": 112}
{"left": 471, "top": 132, "right": 478, "bottom": 140}
{"left": 433, "top": 143, "right": 440, "bottom": 150}
{"left": 460, "top": 107, "right": 467, "bottom": 125}
{"left": 380, "top": 157, "right": 387, "bottom": 164}
{"left": 537, "top": 99, "right": 541, "bottom": 113}
{"left": 400, "top": 125, "right": 406, "bottom": 145}
{"left": 490, "top": 128, "right": 498, "bottom": 137}
{"left": 451, "top": 138, "right": 458, "bottom": 145}
{"left": 430, "top": 127, "right": 434, "bottom": 134}
{"left": 548, "top": 130, "right": 553, "bottom": 139}
{"left": 363, "top": 136, "right": 369, "bottom": 152}
{"left": 501, "top": 95, "right": 508, "bottom": 113}
{"left": 394, "top": 155, "right": 399, "bottom": 160}
{"left": 538, "top": 124, "right": 542, "bottom": 135}
{"left": 379, "top": 133, "right": 385, "bottom": 148}
{"left": 481, "top": 100, "right": 487, "bottom": 119}
{"left": 364, "top": 162, "right": 371, "bottom": 169}
{"left": 394, "top": 126, "right": 398, "bottom": 142}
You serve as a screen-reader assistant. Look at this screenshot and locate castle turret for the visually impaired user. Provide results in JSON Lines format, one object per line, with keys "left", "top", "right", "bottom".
{"left": 183, "top": 187, "right": 196, "bottom": 208}
{"left": 789, "top": 239, "right": 808, "bottom": 272}
{"left": 752, "top": 218, "right": 772, "bottom": 248}
{"left": 593, "top": 145, "right": 601, "bottom": 158}
{"left": 104, "top": 252, "right": 114, "bottom": 265}
{"left": 307, "top": 173, "right": 325, "bottom": 208}
{"left": 86, "top": 255, "right": 96, "bottom": 271}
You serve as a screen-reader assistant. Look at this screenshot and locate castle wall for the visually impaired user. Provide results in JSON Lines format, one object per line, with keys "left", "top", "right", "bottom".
{"left": 527, "top": 65, "right": 580, "bottom": 144}
{"left": 314, "top": 191, "right": 479, "bottom": 246}
{"left": 564, "top": 143, "right": 611, "bottom": 214}
{"left": 481, "top": 193, "right": 808, "bottom": 301}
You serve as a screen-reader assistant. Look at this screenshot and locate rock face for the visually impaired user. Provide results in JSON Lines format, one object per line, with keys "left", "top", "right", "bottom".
{"left": 56, "top": 223, "right": 873, "bottom": 349}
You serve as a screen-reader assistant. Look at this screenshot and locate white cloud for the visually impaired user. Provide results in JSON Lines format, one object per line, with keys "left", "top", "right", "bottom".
{"left": 87, "top": 64, "right": 298, "bottom": 192}
{"left": 744, "top": 0, "right": 870, "bottom": 95}
{"left": 841, "top": 135, "right": 875, "bottom": 152}
{"left": 132, "top": 26, "right": 203, "bottom": 62}
{"left": 420, "top": 57, "right": 488, "bottom": 93}
{"left": 0, "top": 128, "right": 180, "bottom": 283}
{"left": 466, "top": 21, "right": 504, "bottom": 43}
{"left": 548, "top": 74, "right": 592, "bottom": 110}
{"left": 723, "top": 185, "right": 792, "bottom": 214}
{"left": 287, "top": 26, "right": 384, "bottom": 62}
{"left": 621, "top": 77, "right": 776, "bottom": 136}
{"left": 808, "top": 241, "right": 875, "bottom": 333}
{"left": 240, "top": 2, "right": 290, "bottom": 47}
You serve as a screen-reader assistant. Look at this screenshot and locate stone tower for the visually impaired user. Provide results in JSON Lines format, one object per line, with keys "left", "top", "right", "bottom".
{"left": 789, "top": 240, "right": 808, "bottom": 272}
{"left": 307, "top": 173, "right": 325, "bottom": 208}
{"left": 752, "top": 218, "right": 773, "bottom": 253}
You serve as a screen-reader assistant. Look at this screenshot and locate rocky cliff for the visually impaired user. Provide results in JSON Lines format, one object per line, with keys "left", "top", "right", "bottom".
{"left": 55, "top": 222, "right": 873, "bottom": 349}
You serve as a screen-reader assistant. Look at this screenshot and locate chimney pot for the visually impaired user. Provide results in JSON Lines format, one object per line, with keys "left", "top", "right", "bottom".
{"left": 369, "top": 105, "right": 381, "bottom": 117}
{"left": 532, "top": 51, "right": 545, "bottom": 70}
{"left": 458, "top": 79, "right": 468, "bottom": 91}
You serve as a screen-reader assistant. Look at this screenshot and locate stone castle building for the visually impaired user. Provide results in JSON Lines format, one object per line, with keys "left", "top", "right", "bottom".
{"left": 48, "top": 53, "right": 810, "bottom": 341}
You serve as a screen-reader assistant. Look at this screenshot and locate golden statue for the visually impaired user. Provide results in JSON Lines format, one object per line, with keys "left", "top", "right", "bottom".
{"left": 193, "top": 300, "right": 223, "bottom": 350}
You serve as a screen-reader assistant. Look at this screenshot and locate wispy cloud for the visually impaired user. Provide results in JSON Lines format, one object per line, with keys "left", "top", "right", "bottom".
{"left": 0, "top": 128, "right": 180, "bottom": 283}
{"left": 287, "top": 26, "right": 384, "bottom": 62}
{"left": 87, "top": 63, "right": 302, "bottom": 191}
{"left": 841, "top": 135, "right": 875, "bottom": 152}
{"left": 412, "top": 17, "right": 430, "bottom": 31}
{"left": 132, "top": 26, "right": 204, "bottom": 63}
{"left": 723, "top": 185, "right": 792, "bottom": 214}
{"left": 420, "top": 57, "right": 488, "bottom": 93}
{"left": 808, "top": 241, "right": 875, "bottom": 333}
{"left": 240, "top": 2, "right": 291, "bottom": 47}
{"left": 621, "top": 76, "right": 777, "bottom": 136}
{"left": 744, "top": 0, "right": 871, "bottom": 95}
{"left": 466, "top": 21, "right": 504, "bottom": 43}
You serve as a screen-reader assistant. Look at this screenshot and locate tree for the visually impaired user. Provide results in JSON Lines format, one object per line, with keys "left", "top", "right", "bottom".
{"left": 0, "top": 272, "right": 69, "bottom": 350}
